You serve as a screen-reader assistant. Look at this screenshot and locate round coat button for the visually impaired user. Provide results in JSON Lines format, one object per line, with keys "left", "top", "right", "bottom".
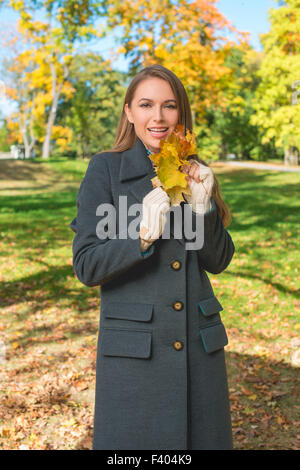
{"left": 171, "top": 260, "right": 181, "bottom": 270}
{"left": 173, "top": 341, "right": 183, "bottom": 351}
{"left": 173, "top": 301, "right": 183, "bottom": 311}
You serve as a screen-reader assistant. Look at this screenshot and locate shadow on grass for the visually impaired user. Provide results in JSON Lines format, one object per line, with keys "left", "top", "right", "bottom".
{"left": 0, "top": 161, "right": 55, "bottom": 181}
{"left": 0, "top": 263, "right": 96, "bottom": 311}
{"left": 6, "top": 317, "right": 98, "bottom": 350}
{"left": 0, "top": 158, "right": 87, "bottom": 182}
{"left": 224, "top": 269, "right": 299, "bottom": 298}
{"left": 0, "top": 189, "right": 79, "bottom": 213}
{"left": 0, "top": 183, "right": 79, "bottom": 193}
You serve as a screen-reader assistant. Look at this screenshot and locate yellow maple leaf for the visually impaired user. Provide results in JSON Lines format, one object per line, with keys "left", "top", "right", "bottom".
{"left": 249, "top": 394, "right": 257, "bottom": 401}
{"left": 150, "top": 124, "right": 198, "bottom": 206}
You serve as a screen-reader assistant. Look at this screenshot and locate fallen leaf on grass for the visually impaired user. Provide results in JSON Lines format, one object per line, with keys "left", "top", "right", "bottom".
{"left": 241, "top": 386, "right": 253, "bottom": 396}
{"left": 249, "top": 394, "right": 258, "bottom": 401}
{"left": 73, "top": 380, "right": 88, "bottom": 392}
{"left": 62, "top": 418, "right": 77, "bottom": 427}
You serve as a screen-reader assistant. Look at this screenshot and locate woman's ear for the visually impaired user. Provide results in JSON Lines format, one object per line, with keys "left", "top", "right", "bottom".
{"left": 124, "top": 103, "right": 133, "bottom": 124}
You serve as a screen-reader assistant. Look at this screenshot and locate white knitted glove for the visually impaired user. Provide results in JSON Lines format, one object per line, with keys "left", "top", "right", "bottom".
{"left": 139, "top": 187, "right": 171, "bottom": 252}
{"left": 183, "top": 159, "right": 214, "bottom": 214}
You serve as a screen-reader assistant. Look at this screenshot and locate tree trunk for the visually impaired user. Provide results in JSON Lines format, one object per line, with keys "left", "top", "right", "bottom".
{"left": 20, "top": 119, "right": 35, "bottom": 159}
{"left": 284, "top": 146, "right": 299, "bottom": 166}
{"left": 284, "top": 147, "right": 291, "bottom": 165}
{"left": 42, "top": 62, "right": 68, "bottom": 159}
{"left": 42, "top": 84, "right": 62, "bottom": 159}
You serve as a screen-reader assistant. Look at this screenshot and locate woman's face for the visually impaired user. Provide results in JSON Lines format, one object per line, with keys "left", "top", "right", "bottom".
{"left": 124, "top": 77, "right": 179, "bottom": 153}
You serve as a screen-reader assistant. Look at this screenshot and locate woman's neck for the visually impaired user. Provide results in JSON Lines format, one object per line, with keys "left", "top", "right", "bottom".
{"left": 143, "top": 143, "right": 158, "bottom": 170}
{"left": 145, "top": 145, "right": 152, "bottom": 156}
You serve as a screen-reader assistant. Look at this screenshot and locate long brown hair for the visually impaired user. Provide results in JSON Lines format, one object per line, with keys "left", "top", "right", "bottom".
{"left": 103, "top": 64, "right": 232, "bottom": 227}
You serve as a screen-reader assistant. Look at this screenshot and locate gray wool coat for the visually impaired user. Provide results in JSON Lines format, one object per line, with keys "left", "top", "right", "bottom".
{"left": 70, "top": 136, "right": 235, "bottom": 450}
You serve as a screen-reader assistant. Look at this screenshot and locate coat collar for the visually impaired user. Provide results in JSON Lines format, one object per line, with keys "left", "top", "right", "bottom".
{"left": 119, "top": 136, "right": 155, "bottom": 183}
{"left": 119, "top": 136, "right": 158, "bottom": 209}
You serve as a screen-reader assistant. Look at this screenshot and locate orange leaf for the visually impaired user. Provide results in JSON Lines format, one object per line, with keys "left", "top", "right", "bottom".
{"left": 74, "top": 380, "right": 88, "bottom": 391}
{"left": 241, "top": 386, "right": 253, "bottom": 396}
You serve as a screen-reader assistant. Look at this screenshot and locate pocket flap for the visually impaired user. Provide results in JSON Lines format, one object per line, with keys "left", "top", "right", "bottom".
{"left": 199, "top": 322, "right": 228, "bottom": 354}
{"left": 103, "top": 302, "right": 153, "bottom": 322}
{"left": 102, "top": 328, "right": 152, "bottom": 359}
{"left": 197, "top": 295, "right": 223, "bottom": 317}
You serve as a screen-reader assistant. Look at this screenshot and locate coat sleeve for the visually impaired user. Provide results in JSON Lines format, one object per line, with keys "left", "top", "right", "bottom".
{"left": 69, "top": 154, "right": 155, "bottom": 287}
{"left": 183, "top": 197, "right": 235, "bottom": 274}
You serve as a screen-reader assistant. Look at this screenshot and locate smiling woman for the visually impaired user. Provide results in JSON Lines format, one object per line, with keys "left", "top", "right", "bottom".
{"left": 70, "top": 64, "right": 235, "bottom": 450}
{"left": 124, "top": 78, "right": 179, "bottom": 152}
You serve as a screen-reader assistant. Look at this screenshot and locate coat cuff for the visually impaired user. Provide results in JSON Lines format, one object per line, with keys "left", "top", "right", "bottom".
{"left": 182, "top": 193, "right": 214, "bottom": 214}
{"left": 141, "top": 246, "right": 153, "bottom": 257}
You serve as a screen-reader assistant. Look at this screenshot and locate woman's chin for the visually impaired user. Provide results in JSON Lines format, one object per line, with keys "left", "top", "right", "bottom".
{"left": 147, "top": 144, "right": 161, "bottom": 154}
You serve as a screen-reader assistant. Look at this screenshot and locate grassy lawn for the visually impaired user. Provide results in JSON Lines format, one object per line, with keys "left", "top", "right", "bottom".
{"left": 0, "top": 157, "right": 299, "bottom": 450}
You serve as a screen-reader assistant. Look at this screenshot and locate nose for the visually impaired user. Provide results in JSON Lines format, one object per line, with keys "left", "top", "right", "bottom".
{"left": 153, "top": 105, "right": 164, "bottom": 122}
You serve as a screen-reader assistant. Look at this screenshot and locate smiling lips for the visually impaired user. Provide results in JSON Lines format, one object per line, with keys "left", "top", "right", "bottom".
{"left": 148, "top": 127, "right": 169, "bottom": 138}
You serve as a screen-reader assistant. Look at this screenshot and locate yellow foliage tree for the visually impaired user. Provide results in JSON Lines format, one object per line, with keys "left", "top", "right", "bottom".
{"left": 106, "top": 0, "right": 249, "bottom": 119}
{"left": 4, "top": 0, "right": 105, "bottom": 158}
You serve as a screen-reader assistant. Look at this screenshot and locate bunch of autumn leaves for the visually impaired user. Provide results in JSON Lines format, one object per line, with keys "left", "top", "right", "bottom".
{"left": 150, "top": 124, "right": 198, "bottom": 206}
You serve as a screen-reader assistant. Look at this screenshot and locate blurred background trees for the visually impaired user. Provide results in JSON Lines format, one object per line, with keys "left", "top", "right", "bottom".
{"left": 0, "top": 0, "right": 298, "bottom": 164}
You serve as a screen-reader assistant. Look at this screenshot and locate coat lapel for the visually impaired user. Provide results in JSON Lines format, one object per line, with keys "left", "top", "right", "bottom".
{"left": 119, "top": 136, "right": 185, "bottom": 246}
{"left": 119, "top": 136, "right": 156, "bottom": 202}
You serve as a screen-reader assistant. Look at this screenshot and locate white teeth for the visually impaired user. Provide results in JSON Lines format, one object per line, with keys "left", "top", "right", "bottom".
{"left": 149, "top": 128, "right": 168, "bottom": 132}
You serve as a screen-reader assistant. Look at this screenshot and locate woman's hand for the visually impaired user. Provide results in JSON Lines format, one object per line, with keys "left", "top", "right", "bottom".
{"left": 181, "top": 159, "right": 214, "bottom": 213}
{"left": 139, "top": 187, "right": 171, "bottom": 251}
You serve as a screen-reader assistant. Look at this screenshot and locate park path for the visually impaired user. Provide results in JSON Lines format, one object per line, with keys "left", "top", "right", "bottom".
{"left": 221, "top": 160, "right": 300, "bottom": 173}
{"left": 0, "top": 152, "right": 12, "bottom": 160}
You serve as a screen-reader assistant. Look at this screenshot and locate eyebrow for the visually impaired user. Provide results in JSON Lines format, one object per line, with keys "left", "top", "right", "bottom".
{"left": 138, "top": 98, "right": 177, "bottom": 103}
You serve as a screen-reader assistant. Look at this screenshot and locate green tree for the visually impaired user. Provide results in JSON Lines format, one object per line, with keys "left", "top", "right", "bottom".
{"left": 56, "top": 53, "right": 127, "bottom": 157}
{"left": 201, "top": 46, "right": 280, "bottom": 161}
{"left": 250, "top": 0, "right": 300, "bottom": 165}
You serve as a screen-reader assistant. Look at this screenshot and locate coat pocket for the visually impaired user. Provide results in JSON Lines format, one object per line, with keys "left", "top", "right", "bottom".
{"left": 102, "top": 302, "right": 153, "bottom": 322}
{"left": 199, "top": 321, "right": 228, "bottom": 354}
{"left": 197, "top": 295, "right": 223, "bottom": 317}
{"left": 101, "top": 328, "right": 152, "bottom": 359}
